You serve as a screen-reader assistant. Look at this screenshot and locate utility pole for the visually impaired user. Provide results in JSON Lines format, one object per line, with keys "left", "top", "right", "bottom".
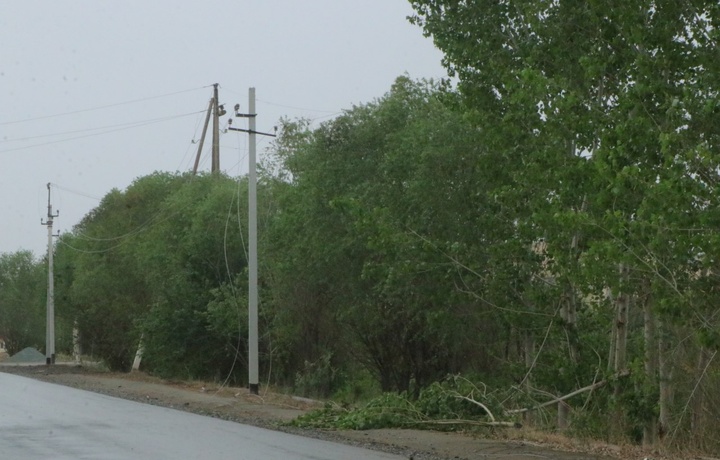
{"left": 211, "top": 83, "right": 225, "bottom": 174}
{"left": 192, "top": 97, "right": 214, "bottom": 175}
{"left": 41, "top": 183, "right": 59, "bottom": 365}
{"left": 247, "top": 87, "right": 259, "bottom": 395}
{"left": 228, "top": 88, "right": 276, "bottom": 395}
{"left": 192, "top": 84, "right": 225, "bottom": 175}
{"left": 211, "top": 83, "right": 219, "bottom": 173}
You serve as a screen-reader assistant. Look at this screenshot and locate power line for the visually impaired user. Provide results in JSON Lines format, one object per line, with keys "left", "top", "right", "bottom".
{"left": 176, "top": 110, "right": 208, "bottom": 172}
{"left": 0, "top": 86, "right": 206, "bottom": 126}
{"left": 223, "top": 86, "right": 339, "bottom": 114}
{"left": 256, "top": 97, "right": 338, "bottom": 114}
{"left": 65, "top": 170, "right": 218, "bottom": 248}
{"left": 309, "top": 111, "right": 344, "bottom": 122}
{"left": 1, "top": 111, "right": 207, "bottom": 144}
{"left": 51, "top": 183, "right": 102, "bottom": 201}
{"left": 0, "top": 110, "right": 205, "bottom": 154}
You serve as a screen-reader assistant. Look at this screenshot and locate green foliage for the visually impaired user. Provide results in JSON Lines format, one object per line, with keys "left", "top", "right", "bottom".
{"left": 293, "top": 351, "right": 344, "bottom": 399}
{"left": 291, "top": 375, "right": 511, "bottom": 430}
{"left": 0, "top": 251, "right": 46, "bottom": 354}
{"left": 53, "top": 172, "right": 253, "bottom": 374}
{"left": 408, "top": 0, "right": 720, "bottom": 450}
{"left": 290, "top": 394, "right": 414, "bottom": 430}
{"left": 265, "top": 77, "right": 500, "bottom": 394}
{"left": 330, "top": 367, "right": 381, "bottom": 405}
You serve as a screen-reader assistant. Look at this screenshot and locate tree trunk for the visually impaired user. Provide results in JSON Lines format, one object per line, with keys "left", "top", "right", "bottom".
{"left": 690, "top": 347, "right": 710, "bottom": 438}
{"left": 131, "top": 334, "right": 144, "bottom": 372}
{"left": 658, "top": 321, "right": 672, "bottom": 441}
{"left": 607, "top": 320, "right": 617, "bottom": 374}
{"left": 642, "top": 289, "right": 658, "bottom": 447}
{"left": 557, "top": 401, "right": 570, "bottom": 431}
{"left": 613, "top": 264, "right": 630, "bottom": 381}
{"left": 72, "top": 319, "right": 82, "bottom": 366}
{"left": 609, "top": 264, "right": 630, "bottom": 439}
{"left": 559, "top": 287, "right": 578, "bottom": 431}
{"left": 523, "top": 330, "right": 535, "bottom": 426}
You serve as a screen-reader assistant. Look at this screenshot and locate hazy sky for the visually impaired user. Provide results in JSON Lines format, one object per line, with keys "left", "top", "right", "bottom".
{"left": 0, "top": 1, "right": 446, "bottom": 256}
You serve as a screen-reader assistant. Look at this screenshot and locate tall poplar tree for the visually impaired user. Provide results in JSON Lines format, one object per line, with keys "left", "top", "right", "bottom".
{"left": 411, "top": 0, "right": 720, "bottom": 446}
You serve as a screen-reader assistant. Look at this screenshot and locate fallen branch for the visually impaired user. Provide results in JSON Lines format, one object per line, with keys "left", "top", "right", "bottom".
{"left": 506, "top": 370, "right": 630, "bottom": 415}
{"left": 451, "top": 393, "right": 497, "bottom": 422}
{"left": 413, "top": 419, "right": 521, "bottom": 428}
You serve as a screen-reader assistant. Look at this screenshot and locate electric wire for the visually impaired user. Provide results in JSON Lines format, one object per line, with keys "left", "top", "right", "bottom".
{"left": 0, "top": 110, "right": 206, "bottom": 154}
{"left": 1, "top": 111, "right": 207, "bottom": 144}
{"left": 215, "top": 187, "right": 247, "bottom": 393}
{"left": 176, "top": 108, "right": 208, "bottom": 172}
{"left": 54, "top": 107, "right": 260, "bottom": 386}
{"left": 58, "top": 237, "right": 135, "bottom": 254}
{"left": 309, "top": 111, "right": 344, "bottom": 122}
{"left": 59, "top": 139, "right": 236, "bottom": 252}
{"left": 215, "top": 122, "right": 250, "bottom": 392}
{"left": 64, "top": 169, "right": 207, "bottom": 247}
{"left": 0, "top": 86, "right": 206, "bottom": 126}
{"left": 222, "top": 86, "right": 342, "bottom": 121}
{"left": 71, "top": 178, "right": 201, "bottom": 244}
{"left": 256, "top": 97, "right": 338, "bottom": 114}
{"left": 51, "top": 183, "right": 102, "bottom": 201}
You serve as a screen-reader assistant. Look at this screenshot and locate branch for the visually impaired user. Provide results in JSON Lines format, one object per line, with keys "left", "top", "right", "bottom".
{"left": 451, "top": 393, "right": 497, "bottom": 422}
{"left": 518, "top": 313, "right": 557, "bottom": 388}
{"left": 413, "top": 419, "right": 521, "bottom": 428}
{"left": 670, "top": 350, "right": 717, "bottom": 444}
{"left": 506, "top": 371, "right": 630, "bottom": 415}
{"left": 454, "top": 275, "right": 554, "bottom": 318}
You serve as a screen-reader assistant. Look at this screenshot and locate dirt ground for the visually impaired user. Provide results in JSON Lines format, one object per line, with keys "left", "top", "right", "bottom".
{"left": 0, "top": 364, "right": 680, "bottom": 460}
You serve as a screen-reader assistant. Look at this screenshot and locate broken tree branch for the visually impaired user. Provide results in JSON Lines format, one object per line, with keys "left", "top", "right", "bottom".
{"left": 451, "top": 392, "right": 497, "bottom": 422}
{"left": 413, "top": 419, "right": 521, "bottom": 428}
{"left": 506, "top": 370, "right": 630, "bottom": 415}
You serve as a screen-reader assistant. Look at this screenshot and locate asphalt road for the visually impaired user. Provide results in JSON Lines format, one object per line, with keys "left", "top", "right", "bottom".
{"left": 0, "top": 372, "right": 404, "bottom": 460}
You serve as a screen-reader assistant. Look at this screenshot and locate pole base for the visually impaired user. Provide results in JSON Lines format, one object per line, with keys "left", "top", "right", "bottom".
{"left": 249, "top": 383, "right": 259, "bottom": 395}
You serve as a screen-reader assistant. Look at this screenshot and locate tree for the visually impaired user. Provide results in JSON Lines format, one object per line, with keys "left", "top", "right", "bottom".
{"left": 56, "top": 172, "right": 188, "bottom": 370}
{"left": 135, "top": 173, "right": 251, "bottom": 380}
{"left": 0, "top": 251, "right": 45, "bottom": 355}
{"left": 265, "top": 77, "right": 518, "bottom": 394}
{"left": 410, "top": 0, "right": 720, "bottom": 447}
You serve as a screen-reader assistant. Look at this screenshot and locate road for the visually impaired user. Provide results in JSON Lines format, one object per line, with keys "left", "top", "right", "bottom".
{"left": 0, "top": 372, "right": 404, "bottom": 460}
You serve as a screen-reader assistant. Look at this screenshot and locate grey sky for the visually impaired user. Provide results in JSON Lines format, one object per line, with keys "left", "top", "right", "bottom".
{"left": 1, "top": 1, "right": 446, "bottom": 256}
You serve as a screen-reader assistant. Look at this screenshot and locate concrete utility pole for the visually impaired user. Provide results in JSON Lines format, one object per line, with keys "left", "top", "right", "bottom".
{"left": 228, "top": 88, "right": 276, "bottom": 395}
{"left": 41, "top": 183, "right": 59, "bottom": 365}
{"left": 247, "top": 87, "right": 259, "bottom": 395}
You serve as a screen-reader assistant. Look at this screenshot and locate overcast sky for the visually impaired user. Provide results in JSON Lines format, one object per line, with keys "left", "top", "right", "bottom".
{"left": 0, "top": 1, "right": 446, "bottom": 257}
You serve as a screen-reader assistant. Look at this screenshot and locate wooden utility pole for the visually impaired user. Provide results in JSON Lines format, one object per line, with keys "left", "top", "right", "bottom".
{"left": 192, "top": 98, "right": 214, "bottom": 175}
{"left": 192, "top": 84, "right": 225, "bottom": 175}
{"left": 41, "top": 183, "right": 58, "bottom": 365}
{"left": 211, "top": 83, "right": 220, "bottom": 173}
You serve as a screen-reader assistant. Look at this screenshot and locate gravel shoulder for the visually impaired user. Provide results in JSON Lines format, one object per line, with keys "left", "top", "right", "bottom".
{"left": 0, "top": 364, "right": 663, "bottom": 460}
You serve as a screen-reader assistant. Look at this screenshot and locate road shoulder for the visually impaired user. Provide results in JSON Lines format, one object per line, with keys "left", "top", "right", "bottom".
{"left": 0, "top": 364, "right": 645, "bottom": 460}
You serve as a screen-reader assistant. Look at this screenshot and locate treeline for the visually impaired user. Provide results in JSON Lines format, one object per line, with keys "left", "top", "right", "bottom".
{"left": 0, "top": 251, "right": 46, "bottom": 354}
{"left": 1, "top": 0, "right": 720, "bottom": 453}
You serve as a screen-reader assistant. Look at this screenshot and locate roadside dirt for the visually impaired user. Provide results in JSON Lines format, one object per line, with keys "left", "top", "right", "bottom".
{"left": 0, "top": 364, "right": 675, "bottom": 460}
